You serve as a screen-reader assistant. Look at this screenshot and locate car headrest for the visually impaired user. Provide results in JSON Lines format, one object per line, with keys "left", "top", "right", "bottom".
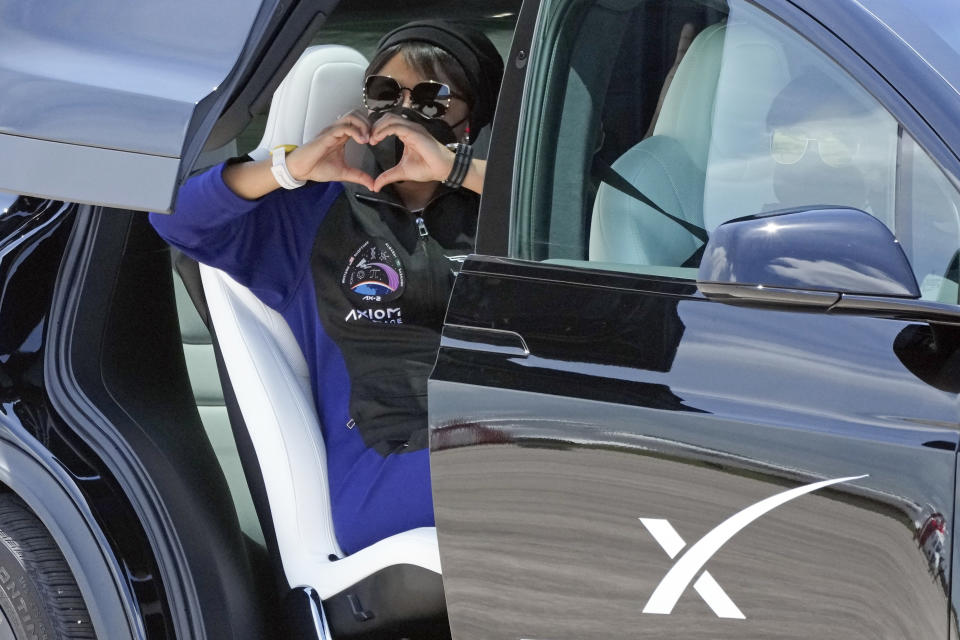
{"left": 588, "top": 23, "right": 726, "bottom": 266}
{"left": 651, "top": 22, "right": 726, "bottom": 171}
{"left": 249, "top": 45, "right": 369, "bottom": 162}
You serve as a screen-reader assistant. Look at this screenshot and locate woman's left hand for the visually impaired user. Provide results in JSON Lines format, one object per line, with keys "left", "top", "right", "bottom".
{"left": 368, "top": 113, "right": 454, "bottom": 192}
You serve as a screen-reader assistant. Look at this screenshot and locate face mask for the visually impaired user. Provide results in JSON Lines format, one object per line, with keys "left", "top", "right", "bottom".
{"left": 368, "top": 107, "right": 462, "bottom": 172}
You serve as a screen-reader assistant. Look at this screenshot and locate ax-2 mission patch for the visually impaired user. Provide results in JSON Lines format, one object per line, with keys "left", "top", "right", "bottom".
{"left": 341, "top": 240, "right": 406, "bottom": 303}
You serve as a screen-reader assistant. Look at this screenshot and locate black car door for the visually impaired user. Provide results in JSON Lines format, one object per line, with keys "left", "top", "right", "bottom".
{"left": 430, "top": 0, "right": 960, "bottom": 638}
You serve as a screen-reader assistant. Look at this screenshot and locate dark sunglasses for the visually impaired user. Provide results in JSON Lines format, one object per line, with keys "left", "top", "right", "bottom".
{"left": 363, "top": 75, "right": 465, "bottom": 119}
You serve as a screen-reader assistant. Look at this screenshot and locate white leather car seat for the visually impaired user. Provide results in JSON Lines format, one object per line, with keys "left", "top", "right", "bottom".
{"left": 196, "top": 44, "right": 442, "bottom": 632}
{"left": 174, "top": 261, "right": 264, "bottom": 546}
{"left": 589, "top": 22, "right": 726, "bottom": 266}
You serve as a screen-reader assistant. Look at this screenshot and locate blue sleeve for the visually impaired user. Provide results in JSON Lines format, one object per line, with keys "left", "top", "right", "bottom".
{"left": 150, "top": 162, "right": 343, "bottom": 309}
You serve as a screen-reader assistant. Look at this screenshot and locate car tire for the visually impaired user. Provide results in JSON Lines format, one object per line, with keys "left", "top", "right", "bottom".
{"left": 0, "top": 493, "right": 95, "bottom": 639}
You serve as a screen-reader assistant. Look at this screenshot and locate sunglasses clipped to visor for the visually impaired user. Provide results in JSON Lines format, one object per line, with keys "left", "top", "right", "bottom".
{"left": 363, "top": 75, "right": 466, "bottom": 119}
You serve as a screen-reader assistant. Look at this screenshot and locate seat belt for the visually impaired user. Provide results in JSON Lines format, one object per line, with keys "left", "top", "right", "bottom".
{"left": 593, "top": 156, "right": 709, "bottom": 244}
{"left": 173, "top": 250, "right": 211, "bottom": 328}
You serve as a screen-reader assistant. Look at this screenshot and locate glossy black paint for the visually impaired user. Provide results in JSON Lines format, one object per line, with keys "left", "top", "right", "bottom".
{"left": 0, "top": 199, "right": 171, "bottom": 638}
{"left": 698, "top": 207, "right": 920, "bottom": 298}
{"left": 440, "top": 259, "right": 959, "bottom": 433}
{"left": 440, "top": 263, "right": 698, "bottom": 411}
{"left": 432, "top": 256, "right": 958, "bottom": 638}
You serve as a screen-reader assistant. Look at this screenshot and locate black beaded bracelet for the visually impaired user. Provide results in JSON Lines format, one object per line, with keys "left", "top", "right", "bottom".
{"left": 443, "top": 143, "right": 473, "bottom": 189}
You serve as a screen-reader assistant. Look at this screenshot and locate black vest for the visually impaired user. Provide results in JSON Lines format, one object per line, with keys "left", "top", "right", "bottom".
{"left": 309, "top": 183, "right": 478, "bottom": 455}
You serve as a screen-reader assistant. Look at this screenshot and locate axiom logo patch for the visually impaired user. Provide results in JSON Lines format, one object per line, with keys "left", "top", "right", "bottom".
{"left": 640, "top": 474, "right": 867, "bottom": 619}
{"left": 344, "top": 307, "right": 403, "bottom": 324}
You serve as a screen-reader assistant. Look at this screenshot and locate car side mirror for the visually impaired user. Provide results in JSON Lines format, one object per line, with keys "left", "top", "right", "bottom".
{"left": 697, "top": 207, "right": 920, "bottom": 307}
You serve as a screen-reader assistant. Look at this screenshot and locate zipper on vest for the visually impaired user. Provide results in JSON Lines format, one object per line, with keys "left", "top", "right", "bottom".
{"left": 415, "top": 216, "right": 429, "bottom": 238}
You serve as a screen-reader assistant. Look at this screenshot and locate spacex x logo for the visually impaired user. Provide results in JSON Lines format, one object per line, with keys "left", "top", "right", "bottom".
{"left": 640, "top": 475, "right": 867, "bottom": 619}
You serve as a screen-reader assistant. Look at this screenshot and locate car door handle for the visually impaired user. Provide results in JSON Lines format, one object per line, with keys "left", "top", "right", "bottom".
{"left": 440, "top": 324, "right": 530, "bottom": 358}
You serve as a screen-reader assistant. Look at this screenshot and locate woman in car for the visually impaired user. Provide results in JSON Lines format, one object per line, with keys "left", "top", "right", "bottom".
{"left": 150, "top": 20, "right": 504, "bottom": 555}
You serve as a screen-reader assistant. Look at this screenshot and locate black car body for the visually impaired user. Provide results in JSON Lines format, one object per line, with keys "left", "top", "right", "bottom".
{"left": 2, "top": 0, "right": 960, "bottom": 638}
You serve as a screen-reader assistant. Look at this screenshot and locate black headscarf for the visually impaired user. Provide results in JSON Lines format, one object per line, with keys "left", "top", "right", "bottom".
{"left": 376, "top": 20, "right": 505, "bottom": 132}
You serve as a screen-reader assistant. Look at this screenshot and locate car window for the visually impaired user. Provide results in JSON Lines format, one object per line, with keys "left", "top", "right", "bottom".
{"left": 515, "top": 0, "right": 960, "bottom": 302}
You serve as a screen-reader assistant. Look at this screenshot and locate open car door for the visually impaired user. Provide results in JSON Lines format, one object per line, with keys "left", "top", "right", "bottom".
{"left": 0, "top": 0, "right": 340, "bottom": 211}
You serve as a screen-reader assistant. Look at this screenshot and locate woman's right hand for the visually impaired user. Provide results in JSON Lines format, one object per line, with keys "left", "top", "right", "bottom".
{"left": 286, "top": 110, "right": 375, "bottom": 191}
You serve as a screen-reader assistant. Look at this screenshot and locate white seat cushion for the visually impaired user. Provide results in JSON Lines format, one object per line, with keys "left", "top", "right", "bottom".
{"left": 200, "top": 264, "right": 441, "bottom": 597}
{"left": 248, "top": 45, "right": 369, "bottom": 162}
{"left": 589, "top": 23, "right": 725, "bottom": 265}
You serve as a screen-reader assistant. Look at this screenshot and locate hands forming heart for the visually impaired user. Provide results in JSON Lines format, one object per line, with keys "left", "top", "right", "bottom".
{"left": 285, "top": 109, "right": 455, "bottom": 194}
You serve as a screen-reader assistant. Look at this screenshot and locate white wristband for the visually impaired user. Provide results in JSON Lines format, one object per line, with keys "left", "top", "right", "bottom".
{"left": 270, "top": 145, "right": 306, "bottom": 190}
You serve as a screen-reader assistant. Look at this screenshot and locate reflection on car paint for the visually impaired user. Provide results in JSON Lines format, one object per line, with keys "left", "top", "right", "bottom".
{"left": 432, "top": 254, "right": 956, "bottom": 638}
{"left": 0, "top": 199, "right": 173, "bottom": 638}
